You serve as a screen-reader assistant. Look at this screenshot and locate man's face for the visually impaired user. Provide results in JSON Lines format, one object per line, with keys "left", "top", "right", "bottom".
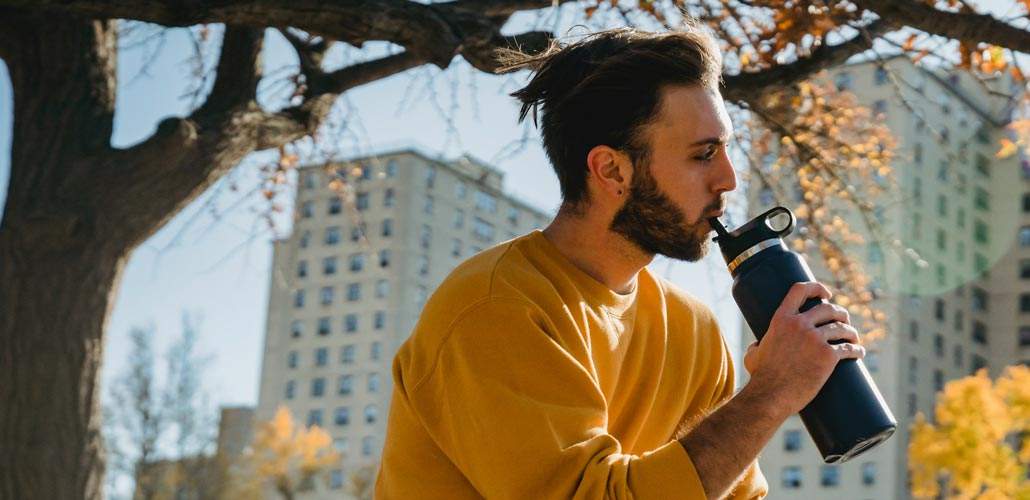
{"left": 610, "top": 85, "right": 736, "bottom": 261}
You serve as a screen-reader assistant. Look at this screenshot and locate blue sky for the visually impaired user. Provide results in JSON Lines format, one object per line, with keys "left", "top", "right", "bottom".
{"left": 0, "top": 9, "right": 745, "bottom": 416}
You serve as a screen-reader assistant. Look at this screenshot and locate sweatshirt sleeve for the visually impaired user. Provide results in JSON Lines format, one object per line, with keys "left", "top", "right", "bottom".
{"left": 404, "top": 298, "right": 707, "bottom": 499}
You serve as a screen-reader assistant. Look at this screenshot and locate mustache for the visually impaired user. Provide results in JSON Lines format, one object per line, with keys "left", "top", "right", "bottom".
{"left": 702, "top": 196, "right": 726, "bottom": 216}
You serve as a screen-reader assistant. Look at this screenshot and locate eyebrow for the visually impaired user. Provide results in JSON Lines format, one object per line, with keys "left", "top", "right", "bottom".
{"left": 690, "top": 136, "right": 729, "bottom": 147}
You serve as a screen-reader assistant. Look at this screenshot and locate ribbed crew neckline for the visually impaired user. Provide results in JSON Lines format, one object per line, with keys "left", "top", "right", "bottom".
{"left": 524, "top": 229, "right": 641, "bottom": 315}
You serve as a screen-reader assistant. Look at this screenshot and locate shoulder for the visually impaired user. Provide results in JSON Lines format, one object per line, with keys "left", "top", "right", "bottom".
{"left": 651, "top": 272, "right": 719, "bottom": 329}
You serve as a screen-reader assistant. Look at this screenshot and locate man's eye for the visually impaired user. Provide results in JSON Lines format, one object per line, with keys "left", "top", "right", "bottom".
{"left": 696, "top": 146, "right": 718, "bottom": 162}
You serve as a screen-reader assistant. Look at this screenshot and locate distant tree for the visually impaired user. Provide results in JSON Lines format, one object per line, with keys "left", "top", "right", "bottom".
{"left": 234, "top": 406, "right": 341, "bottom": 500}
{"left": 908, "top": 365, "right": 1030, "bottom": 499}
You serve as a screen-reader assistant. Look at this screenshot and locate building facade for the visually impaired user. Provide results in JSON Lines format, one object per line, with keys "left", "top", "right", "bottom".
{"left": 747, "top": 56, "right": 1024, "bottom": 499}
{"left": 255, "top": 149, "right": 550, "bottom": 497}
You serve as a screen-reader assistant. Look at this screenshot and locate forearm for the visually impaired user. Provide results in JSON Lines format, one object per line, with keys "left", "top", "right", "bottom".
{"left": 676, "top": 381, "right": 790, "bottom": 499}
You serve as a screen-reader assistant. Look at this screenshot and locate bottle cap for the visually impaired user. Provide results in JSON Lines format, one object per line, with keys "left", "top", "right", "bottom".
{"left": 709, "top": 206, "right": 796, "bottom": 270}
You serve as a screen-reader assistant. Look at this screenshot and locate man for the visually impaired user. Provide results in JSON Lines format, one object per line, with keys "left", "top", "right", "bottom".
{"left": 375, "top": 26, "right": 864, "bottom": 499}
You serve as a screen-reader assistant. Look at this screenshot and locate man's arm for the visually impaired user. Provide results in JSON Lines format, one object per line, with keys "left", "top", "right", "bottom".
{"left": 678, "top": 380, "right": 788, "bottom": 499}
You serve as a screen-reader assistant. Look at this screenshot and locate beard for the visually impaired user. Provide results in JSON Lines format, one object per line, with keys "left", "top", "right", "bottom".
{"left": 609, "top": 162, "right": 721, "bottom": 262}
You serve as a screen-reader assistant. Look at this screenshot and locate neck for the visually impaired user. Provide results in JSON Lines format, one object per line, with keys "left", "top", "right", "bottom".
{"left": 542, "top": 203, "right": 653, "bottom": 294}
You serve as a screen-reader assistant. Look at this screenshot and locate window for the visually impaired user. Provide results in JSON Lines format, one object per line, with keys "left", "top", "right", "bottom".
{"left": 301, "top": 201, "right": 313, "bottom": 219}
{"left": 376, "top": 279, "right": 390, "bottom": 299}
{"left": 347, "top": 283, "right": 361, "bottom": 302}
{"left": 294, "top": 289, "right": 305, "bottom": 308}
{"left": 972, "top": 287, "right": 988, "bottom": 311}
{"left": 873, "top": 99, "right": 887, "bottom": 116}
{"left": 452, "top": 238, "right": 463, "bottom": 258}
{"left": 954, "top": 310, "right": 963, "bottom": 330}
{"left": 913, "top": 178, "right": 922, "bottom": 203}
{"left": 1020, "top": 327, "right": 1030, "bottom": 347}
{"left": 297, "top": 260, "right": 308, "bottom": 278}
{"left": 304, "top": 171, "right": 316, "bottom": 189}
{"left": 344, "top": 313, "right": 358, "bottom": 333}
{"left": 349, "top": 253, "right": 365, "bottom": 273}
{"left": 907, "top": 393, "right": 917, "bottom": 417}
{"left": 285, "top": 380, "right": 295, "bottom": 399}
{"left": 330, "top": 469, "right": 343, "bottom": 490}
{"left": 425, "top": 166, "right": 436, "bottom": 189}
{"left": 957, "top": 208, "right": 966, "bottom": 228}
{"left": 862, "top": 462, "right": 876, "bottom": 486}
{"left": 954, "top": 344, "right": 964, "bottom": 369}
{"left": 474, "top": 190, "right": 497, "bottom": 213}
{"left": 423, "top": 195, "right": 434, "bottom": 215}
{"left": 473, "top": 217, "right": 495, "bottom": 242}
{"left": 914, "top": 143, "right": 923, "bottom": 164}
{"left": 371, "top": 341, "right": 382, "bottom": 360}
{"left": 784, "top": 430, "right": 802, "bottom": 452}
{"left": 356, "top": 192, "right": 370, "bottom": 211}
{"left": 368, "top": 373, "right": 381, "bottom": 393}
{"left": 934, "top": 369, "right": 944, "bottom": 392}
{"left": 317, "top": 317, "right": 330, "bottom": 336}
{"left": 972, "top": 321, "right": 987, "bottom": 345}
{"left": 507, "top": 207, "right": 520, "bottom": 225}
{"left": 874, "top": 66, "right": 889, "bottom": 85}
{"left": 374, "top": 311, "right": 386, "bottom": 330}
{"left": 287, "top": 350, "right": 298, "bottom": 369}
{"left": 362, "top": 436, "right": 375, "bottom": 457}
{"left": 299, "top": 230, "right": 311, "bottom": 249}
{"left": 334, "top": 407, "right": 350, "bottom": 426}
{"left": 338, "top": 375, "right": 353, "bottom": 396}
{"left": 782, "top": 466, "right": 802, "bottom": 489}
{"left": 341, "top": 345, "right": 356, "bottom": 364}
{"left": 383, "top": 188, "right": 395, "bottom": 208}
{"left": 1022, "top": 227, "right": 1030, "bottom": 247}
{"left": 1024, "top": 193, "right": 1030, "bottom": 213}
{"left": 290, "top": 320, "right": 303, "bottom": 339}
{"left": 934, "top": 334, "right": 944, "bottom": 358}
{"left": 307, "top": 409, "right": 323, "bottom": 427}
{"left": 359, "top": 163, "right": 372, "bottom": 181}
{"left": 974, "top": 220, "right": 989, "bottom": 245}
{"left": 974, "top": 188, "right": 990, "bottom": 210}
{"left": 320, "top": 286, "right": 334, "bottom": 306}
{"left": 311, "top": 377, "right": 326, "bottom": 397}
{"left": 420, "top": 225, "right": 432, "bottom": 249}
{"left": 453, "top": 209, "right": 465, "bottom": 229}
{"left": 1021, "top": 293, "right": 1030, "bottom": 313}
{"left": 323, "top": 257, "right": 336, "bottom": 275}
{"left": 350, "top": 225, "right": 363, "bottom": 242}
{"left": 1021, "top": 258, "right": 1030, "bottom": 279}
{"left": 418, "top": 255, "right": 429, "bottom": 276}
{"left": 365, "top": 404, "right": 379, "bottom": 424}
{"left": 909, "top": 356, "right": 918, "bottom": 385}
{"left": 382, "top": 218, "right": 394, "bottom": 237}
{"left": 385, "top": 159, "right": 397, "bottom": 178}
{"left": 975, "top": 153, "right": 990, "bottom": 177}
{"left": 936, "top": 229, "right": 946, "bottom": 251}
{"left": 315, "top": 347, "right": 328, "bottom": 367}
{"left": 909, "top": 320, "right": 919, "bottom": 342}
{"left": 937, "top": 194, "right": 947, "bottom": 216}
{"left": 455, "top": 181, "right": 467, "bottom": 199}
{"left": 325, "top": 226, "right": 341, "bottom": 245}
{"left": 972, "top": 354, "right": 987, "bottom": 373}
{"left": 835, "top": 71, "right": 852, "bottom": 91}
{"left": 329, "top": 196, "right": 342, "bottom": 215}
{"left": 934, "top": 299, "right": 945, "bottom": 320}
{"left": 379, "top": 249, "right": 391, "bottom": 268}
{"left": 820, "top": 465, "right": 840, "bottom": 487}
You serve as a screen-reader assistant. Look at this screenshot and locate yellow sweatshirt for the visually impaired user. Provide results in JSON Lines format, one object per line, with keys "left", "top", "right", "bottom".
{"left": 376, "top": 230, "right": 768, "bottom": 499}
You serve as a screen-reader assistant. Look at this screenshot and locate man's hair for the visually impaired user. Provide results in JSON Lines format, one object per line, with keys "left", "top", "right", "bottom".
{"left": 499, "top": 26, "right": 722, "bottom": 206}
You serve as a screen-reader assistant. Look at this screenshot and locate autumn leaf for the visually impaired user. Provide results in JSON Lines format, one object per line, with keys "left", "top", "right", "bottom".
{"left": 996, "top": 138, "right": 1018, "bottom": 159}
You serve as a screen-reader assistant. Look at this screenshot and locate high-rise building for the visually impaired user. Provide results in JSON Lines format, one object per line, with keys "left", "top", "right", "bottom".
{"left": 746, "top": 56, "right": 1024, "bottom": 499}
{"left": 255, "top": 148, "right": 550, "bottom": 497}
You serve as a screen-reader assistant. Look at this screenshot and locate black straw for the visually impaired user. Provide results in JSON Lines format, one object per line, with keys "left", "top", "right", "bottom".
{"left": 708, "top": 217, "right": 729, "bottom": 238}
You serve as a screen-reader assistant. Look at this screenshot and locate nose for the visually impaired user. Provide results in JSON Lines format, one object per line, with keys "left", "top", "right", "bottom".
{"left": 712, "top": 147, "right": 737, "bottom": 194}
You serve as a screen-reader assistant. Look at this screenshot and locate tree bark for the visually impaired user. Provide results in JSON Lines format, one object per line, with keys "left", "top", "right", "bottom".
{"left": 0, "top": 10, "right": 121, "bottom": 500}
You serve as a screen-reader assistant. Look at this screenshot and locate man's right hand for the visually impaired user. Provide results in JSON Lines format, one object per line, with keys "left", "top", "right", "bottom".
{"left": 743, "top": 281, "right": 866, "bottom": 416}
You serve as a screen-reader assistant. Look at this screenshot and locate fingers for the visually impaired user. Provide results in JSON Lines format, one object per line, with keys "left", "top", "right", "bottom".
{"left": 802, "top": 303, "right": 851, "bottom": 327}
{"left": 777, "top": 282, "right": 832, "bottom": 316}
{"left": 818, "top": 322, "right": 860, "bottom": 345}
{"left": 830, "top": 341, "right": 866, "bottom": 360}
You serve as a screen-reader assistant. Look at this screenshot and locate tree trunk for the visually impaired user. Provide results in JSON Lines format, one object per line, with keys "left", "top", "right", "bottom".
{"left": 0, "top": 11, "right": 119, "bottom": 500}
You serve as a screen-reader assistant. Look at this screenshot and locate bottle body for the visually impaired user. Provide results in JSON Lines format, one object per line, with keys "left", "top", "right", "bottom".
{"left": 732, "top": 245, "right": 896, "bottom": 463}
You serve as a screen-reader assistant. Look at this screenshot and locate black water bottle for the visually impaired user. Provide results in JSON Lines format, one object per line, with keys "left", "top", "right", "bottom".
{"left": 709, "top": 206, "right": 896, "bottom": 463}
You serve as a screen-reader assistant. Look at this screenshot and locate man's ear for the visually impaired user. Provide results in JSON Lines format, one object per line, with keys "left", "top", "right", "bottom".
{"left": 585, "top": 145, "right": 632, "bottom": 199}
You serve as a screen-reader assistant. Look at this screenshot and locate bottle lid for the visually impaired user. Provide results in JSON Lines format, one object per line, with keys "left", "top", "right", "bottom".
{"left": 709, "top": 206, "right": 796, "bottom": 270}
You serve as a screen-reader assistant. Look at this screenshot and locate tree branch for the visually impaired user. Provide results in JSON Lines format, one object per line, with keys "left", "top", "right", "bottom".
{"left": 722, "top": 19, "right": 890, "bottom": 104}
{"left": 192, "top": 25, "right": 264, "bottom": 121}
{"left": 852, "top": 0, "right": 1030, "bottom": 54}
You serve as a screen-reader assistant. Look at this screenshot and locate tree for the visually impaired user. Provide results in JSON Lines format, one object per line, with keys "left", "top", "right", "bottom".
{"left": 0, "top": 1, "right": 1027, "bottom": 497}
{"left": 231, "top": 406, "right": 341, "bottom": 500}
{"left": 908, "top": 365, "right": 1030, "bottom": 499}
{"left": 103, "top": 314, "right": 216, "bottom": 500}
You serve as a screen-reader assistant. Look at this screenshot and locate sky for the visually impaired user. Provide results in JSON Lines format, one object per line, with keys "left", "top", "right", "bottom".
{"left": 0, "top": 4, "right": 747, "bottom": 429}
